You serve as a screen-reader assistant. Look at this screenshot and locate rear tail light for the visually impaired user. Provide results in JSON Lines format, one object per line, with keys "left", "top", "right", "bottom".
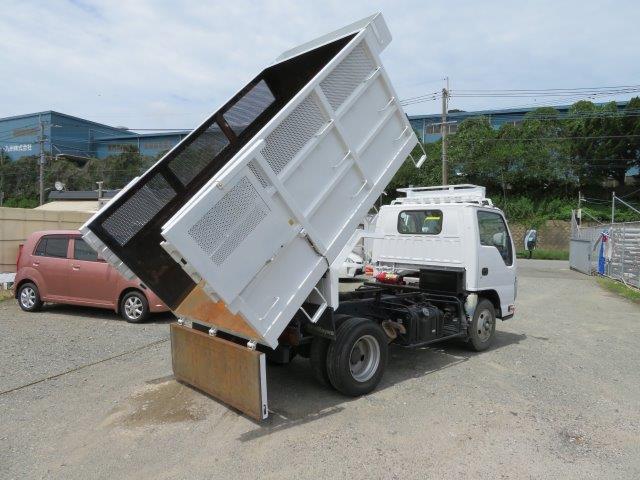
{"left": 16, "top": 244, "right": 24, "bottom": 267}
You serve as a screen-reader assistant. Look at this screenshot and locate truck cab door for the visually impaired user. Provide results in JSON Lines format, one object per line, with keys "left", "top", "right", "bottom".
{"left": 476, "top": 210, "right": 516, "bottom": 317}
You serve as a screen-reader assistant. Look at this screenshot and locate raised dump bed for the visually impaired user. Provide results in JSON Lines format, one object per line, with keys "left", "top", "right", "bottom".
{"left": 161, "top": 14, "right": 420, "bottom": 349}
{"left": 81, "top": 13, "right": 423, "bottom": 419}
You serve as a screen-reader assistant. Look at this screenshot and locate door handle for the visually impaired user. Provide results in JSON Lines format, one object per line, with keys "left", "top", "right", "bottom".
{"left": 482, "top": 267, "right": 489, "bottom": 276}
{"left": 32, "top": 262, "right": 39, "bottom": 267}
{"left": 72, "top": 265, "right": 80, "bottom": 271}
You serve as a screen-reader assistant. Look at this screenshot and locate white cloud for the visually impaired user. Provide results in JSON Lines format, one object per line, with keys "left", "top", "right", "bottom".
{"left": 1, "top": 0, "right": 639, "bottom": 128}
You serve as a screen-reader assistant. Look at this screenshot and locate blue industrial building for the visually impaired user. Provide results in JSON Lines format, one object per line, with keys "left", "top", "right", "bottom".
{"left": 0, "top": 111, "right": 189, "bottom": 162}
{"left": 1, "top": 102, "right": 631, "bottom": 163}
{"left": 409, "top": 101, "right": 629, "bottom": 143}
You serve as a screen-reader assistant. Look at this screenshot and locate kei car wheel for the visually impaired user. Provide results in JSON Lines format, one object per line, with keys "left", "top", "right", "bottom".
{"left": 18, "top": 282, "right": 42, "bottom": 312}
{"left": 120, "top": 291, "right": 150, "bottom": 323}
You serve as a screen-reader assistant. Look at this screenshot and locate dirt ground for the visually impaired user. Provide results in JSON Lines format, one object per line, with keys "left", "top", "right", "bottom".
{"left": 1, "top": 260, "right": 639, "bottom": 479}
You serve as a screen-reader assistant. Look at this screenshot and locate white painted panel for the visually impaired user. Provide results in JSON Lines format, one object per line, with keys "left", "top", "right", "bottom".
{"left": 358, "top": 110, "right": 407, "bottom": 183}
{"left": 340, "top": 77, "right": 390, "bottom": 149}
{"left": 283, "top": 128, "right": 347, "bottom": 214}
{"left": 308, "top": 166, "right": 367, "bottom": 247}
{"left": 233, "top": 236, "right": 328, "bottom": 347}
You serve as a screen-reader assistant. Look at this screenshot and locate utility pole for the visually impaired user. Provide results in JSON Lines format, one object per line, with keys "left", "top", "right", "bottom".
{"left": 39, "top": 116, "right": 46, "bottom": 206}
{"left": 611, "top": 190, "right": 615, "bottom": 224}
{"left": 0, "top": 149, "right": 4, "bottom": 207}
{"left": 441, "top": 77, "right": 449, "bottom": 186}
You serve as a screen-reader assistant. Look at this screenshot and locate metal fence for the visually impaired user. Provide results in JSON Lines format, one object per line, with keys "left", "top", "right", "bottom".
{"left": 570, "top": 211, "right": 640, "bottom": 288}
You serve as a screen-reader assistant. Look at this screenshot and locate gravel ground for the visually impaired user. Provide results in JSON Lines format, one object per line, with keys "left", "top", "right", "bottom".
{"left": 1, "top": 260, "right": 639, "bottom": 479}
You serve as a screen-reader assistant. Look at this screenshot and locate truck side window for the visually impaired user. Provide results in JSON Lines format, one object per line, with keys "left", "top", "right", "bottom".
{"left": 34, "top": 236, "right": 69, "bottom": 258}
{"left": 397, "top": 210, "right": 443, "bottom": 235}
{"left": 73, "top": 239, "right": 99, "bottom": 262}
{"left": 477, "top": 211, "right": 513, "bottom": 266}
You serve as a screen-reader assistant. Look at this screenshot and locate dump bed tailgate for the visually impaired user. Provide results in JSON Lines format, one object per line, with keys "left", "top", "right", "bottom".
{"left": 161, "top": 14, "right": 418, "bottom": 348}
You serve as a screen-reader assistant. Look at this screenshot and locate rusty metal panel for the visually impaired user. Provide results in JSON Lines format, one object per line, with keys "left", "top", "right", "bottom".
{"left": 173, "top": 281, "right": 261, "bottom": 340}
{"left": 170, "top": 324, "right": 267, "bottom": 421}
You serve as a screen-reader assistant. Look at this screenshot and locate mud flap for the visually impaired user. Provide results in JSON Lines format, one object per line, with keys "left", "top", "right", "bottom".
{"left": 170, "top": 323, "right": 268, "bottom": 421}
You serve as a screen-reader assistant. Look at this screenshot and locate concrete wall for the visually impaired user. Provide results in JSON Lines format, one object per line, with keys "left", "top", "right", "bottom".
{"left": 509, "top": 220, "right": 571, "bottom": 251}
{"left": 0, "top": 207, "right": 91, "bottom": 272}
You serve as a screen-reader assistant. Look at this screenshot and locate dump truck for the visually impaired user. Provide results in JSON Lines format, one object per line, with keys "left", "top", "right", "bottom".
{"left": 80, "top": 14, "right": 516, "bottom": 420}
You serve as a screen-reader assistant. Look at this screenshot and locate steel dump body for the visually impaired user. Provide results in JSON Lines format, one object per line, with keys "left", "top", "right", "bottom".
{"left": 81, "top": 13, "right": 419, "bottom": 349}
{"left": 80, "top": 14, "right": 421, "bottom": 420}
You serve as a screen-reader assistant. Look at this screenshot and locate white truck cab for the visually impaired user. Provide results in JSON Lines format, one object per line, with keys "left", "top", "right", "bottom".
{"left": 371, "top": 184, "right": 517, "bottom": 320}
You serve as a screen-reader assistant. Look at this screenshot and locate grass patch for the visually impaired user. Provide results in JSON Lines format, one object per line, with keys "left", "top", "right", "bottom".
{"left": 597, "top": 277, "right": 640, "bottom": 305}
{"left": 516, "top": 249, "right": 569, "bottom": 260}
{"left": 0, "top": 289, "right": 14, "bottom": 302}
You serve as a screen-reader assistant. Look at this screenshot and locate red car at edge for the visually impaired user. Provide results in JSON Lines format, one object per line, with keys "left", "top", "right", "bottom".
{"left": 14, "top": 230, "right": 169, "bottom": 322}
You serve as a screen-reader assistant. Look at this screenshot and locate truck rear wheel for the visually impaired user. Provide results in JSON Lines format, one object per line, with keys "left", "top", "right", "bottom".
{"left": 468, "top": 299, "right": 496, "bottom": 351}
{"left": 326, "top": 317, "right": 387, "bottom": 396}
{"left": 309, "top": 314, "right": 349, "bottom": 386}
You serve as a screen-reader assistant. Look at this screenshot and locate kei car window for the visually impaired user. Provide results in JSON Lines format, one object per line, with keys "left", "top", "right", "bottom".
{"left": 34, "top": 238, "right": 46, "bottom": 256}
{"left": 73, "top": 239, "right": 99, "bottom": 262}
{"left": 477, "top": 211, "right": 513, "bottom": 266}
{"left": 397, "top": 210, "right": 443, "bottom": 235}
{"left": 34, "top": 236, "right": 69, "bottom": 258}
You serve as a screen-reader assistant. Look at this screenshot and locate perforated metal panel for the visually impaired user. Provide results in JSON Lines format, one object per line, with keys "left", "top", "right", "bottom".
{"left": 168, "top": 127, "right": 230, "bottom": 186}
{"left": 224, "top": 80, "right": 276, "bottom": 136}
{"left": 262, "top": 95, "right": 326, "bottom": 176}
{"left": 188, "top": 176, "right": 269, "bottom": 265}
{"left": 102, "top": 174, "right": 175, "bottom": 246}
{"left": 248, "top": 160, "right": 271, "bottom": 188}
{"left": 320, "top": 43, "right": 375, "bottom": 111}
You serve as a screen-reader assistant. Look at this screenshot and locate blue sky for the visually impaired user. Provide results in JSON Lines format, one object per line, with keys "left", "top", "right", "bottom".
{"left": 1, "top": 0, "right": 639, "bottom": 130}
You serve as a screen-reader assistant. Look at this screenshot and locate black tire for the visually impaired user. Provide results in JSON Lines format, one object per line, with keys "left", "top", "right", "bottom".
{"left": 309, "top": 313, "right": 350, "bottom": 386}
{"left": 120, "top": 290, "right": 150, "bottom": 323}
{"left": 17, "top": 282, "right": 42, "bottom": 312}
{"left": 468, "top": 299, "right": 496, "bottom": 351}
{"left": 310, "top": 336, "right": 332, "bottom": 385}
{"left": 326, "top": 317, "right": 388, "bottom": 396}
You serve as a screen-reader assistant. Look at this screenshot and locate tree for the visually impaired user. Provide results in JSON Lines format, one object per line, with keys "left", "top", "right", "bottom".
{"left": 568, "top": 98, "right": 640, "bottom": 187}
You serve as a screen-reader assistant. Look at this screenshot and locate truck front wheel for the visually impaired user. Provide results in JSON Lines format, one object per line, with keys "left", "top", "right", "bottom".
{"left": 468, "top": 299, "right": 496, "bottom": 351}
{"left": 326, "top": 317, "right": 388, "bottom": 396}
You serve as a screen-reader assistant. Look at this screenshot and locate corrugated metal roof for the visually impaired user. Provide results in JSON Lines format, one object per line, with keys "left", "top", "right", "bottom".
{"left": 93, "top": 130, "right": 191, "bottom": 140}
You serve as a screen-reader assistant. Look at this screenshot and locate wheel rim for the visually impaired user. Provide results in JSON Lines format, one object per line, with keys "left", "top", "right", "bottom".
{"left": 349, "top": 334, "right": 380, "bottom": 382}
{"left": 20, "top": 287, "right": 36, "bottom": 308}
{"left": 476, "top": 309, "right": 494, "bottom": 342}
{"left": 124, "top": 296, "right": 143, "bottom": 320}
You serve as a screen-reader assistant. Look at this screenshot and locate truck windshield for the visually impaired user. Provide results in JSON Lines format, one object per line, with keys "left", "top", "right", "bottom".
{"left": 477, "top": 211, "right": 513, "bottom": 265}
{"left": 397, "top": 210, "right": 443, "bottom": 235}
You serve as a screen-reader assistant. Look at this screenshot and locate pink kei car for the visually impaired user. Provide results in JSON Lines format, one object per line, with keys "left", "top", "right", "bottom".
{"left": 14, "top": 230, "right": 169, "bottom": 322}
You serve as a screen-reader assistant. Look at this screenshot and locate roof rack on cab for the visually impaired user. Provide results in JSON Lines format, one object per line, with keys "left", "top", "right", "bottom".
{"left": 392, "top": 184, "right": 493, "bottom": 206}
